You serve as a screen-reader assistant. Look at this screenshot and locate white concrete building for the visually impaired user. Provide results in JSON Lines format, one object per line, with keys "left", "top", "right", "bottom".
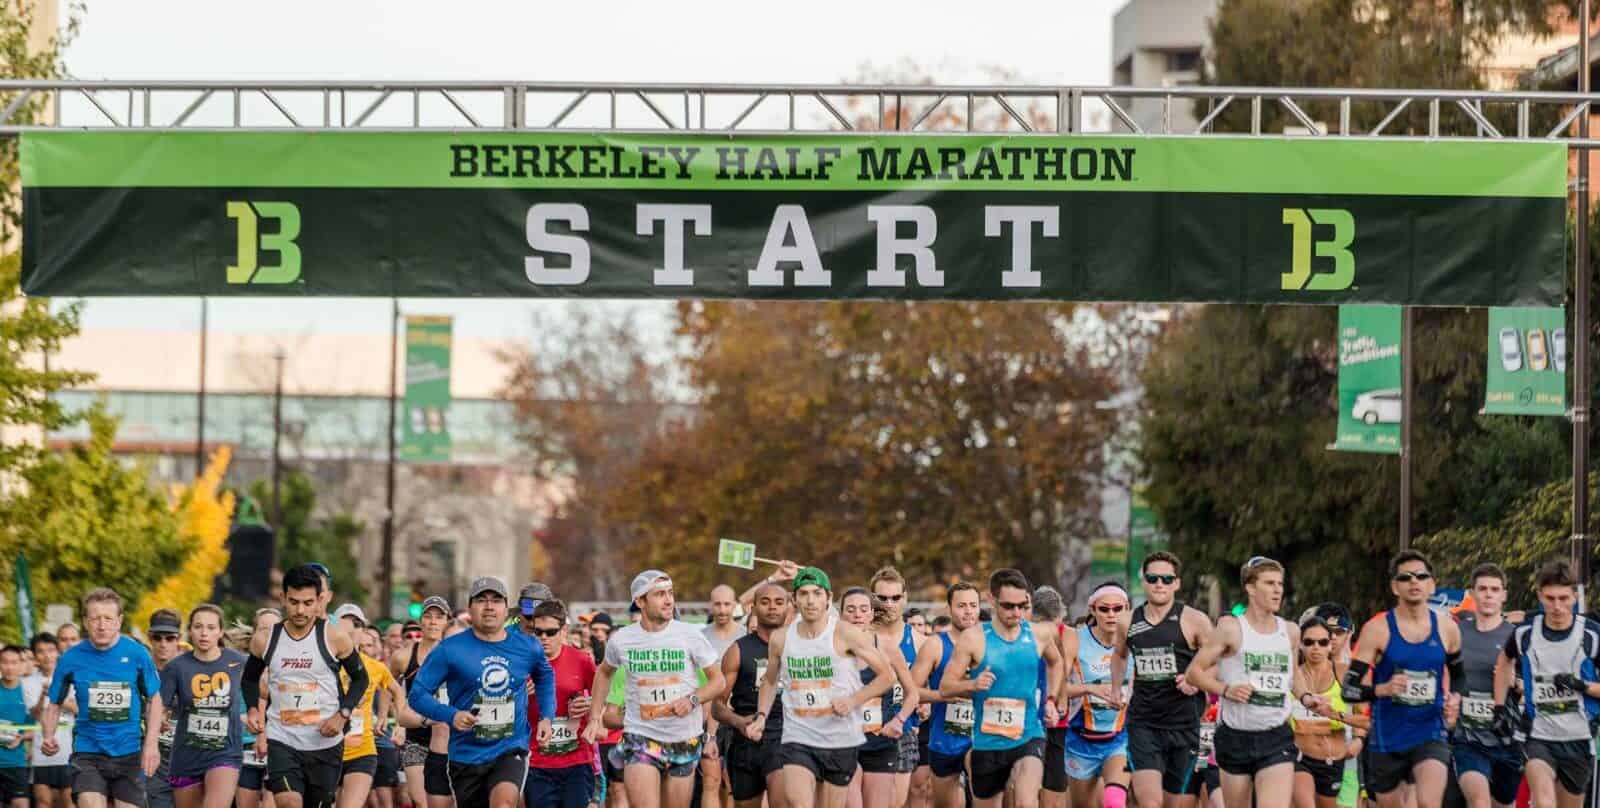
{"left": 1110, "top": 0, "right": 1218, "bottom": 133}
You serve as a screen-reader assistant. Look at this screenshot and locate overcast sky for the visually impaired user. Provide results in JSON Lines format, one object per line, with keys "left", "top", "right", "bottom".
{"left": 57, "top": 0, "right": 1125, "bottom": 339}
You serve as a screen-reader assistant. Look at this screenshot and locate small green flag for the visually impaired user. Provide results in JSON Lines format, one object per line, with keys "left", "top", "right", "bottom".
{"left": 717, "top": 539, "right": 757, "bottom": 570}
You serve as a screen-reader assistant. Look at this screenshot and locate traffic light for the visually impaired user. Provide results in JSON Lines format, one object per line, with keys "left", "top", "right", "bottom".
{"left": 408, "top": 601, "right": 423, "bottom": 620}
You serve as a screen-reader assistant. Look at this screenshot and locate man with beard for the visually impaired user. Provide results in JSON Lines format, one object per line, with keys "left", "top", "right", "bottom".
{"left": 713, "top": 581, "right": 793, "bottom": 808}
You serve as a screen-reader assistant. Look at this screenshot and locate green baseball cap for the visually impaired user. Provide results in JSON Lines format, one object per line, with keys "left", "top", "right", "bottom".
{"left": 793, "top": 566, "right": 831, "bottom": 593}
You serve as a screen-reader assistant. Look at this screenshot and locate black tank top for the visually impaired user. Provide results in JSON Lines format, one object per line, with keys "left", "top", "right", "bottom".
{"left": 1127, "top": 599, "right": 1204, "bottom": 727}
{"left": 402, "top": 642, "right": 429, "bottom": 746}
{"left": 730, "top": 631, "right": 783, "bottom": 741}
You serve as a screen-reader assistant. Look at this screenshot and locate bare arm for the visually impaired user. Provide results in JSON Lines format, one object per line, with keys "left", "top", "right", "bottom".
{"left": 1184, "top": 616, "right": 1239, "bottom": 700}
{"left": 939, "top": 627, "right": 991, "bottom": 700}
{"left": 710, "top": 643, "right": 746, "bottom": 727}
{"left": 1107, "top": 611, "right": 1132, "bottom": 697}
{"left": 911, "top": 641, "right": 943, "bottom": 704}
{"left": 1037, "top": 621, "right": 1066, "bottom": 716}
{"left": 887, "top": 646, "right": 921, "bottom": 725}
{"left": 842, "top": 625, "right": 895, "bottom": 710}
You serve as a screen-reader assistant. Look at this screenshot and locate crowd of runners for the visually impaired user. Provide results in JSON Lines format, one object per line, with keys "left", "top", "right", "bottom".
{"left": 0, "top": 549, "right": 1595, "bottom": 808}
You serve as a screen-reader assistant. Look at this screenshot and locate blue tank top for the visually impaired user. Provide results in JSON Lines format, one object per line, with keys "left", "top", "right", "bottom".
{"left": 1372, "top": 610, "right": 1446, "bottom": 753}
{"left": 1070, "top": 625, "right": 1129, "bottom": 739}
{"left": 972, "top": 621, "right": 1044, "bottom": 751}
{"left": 861, "top": 635, "right": 896, "bottom": 752}
{"left": 899, "top": 624, "right": 920, "bottom": 731}
{"left": 928, "top": 632, "right": 973, "bottom": 757}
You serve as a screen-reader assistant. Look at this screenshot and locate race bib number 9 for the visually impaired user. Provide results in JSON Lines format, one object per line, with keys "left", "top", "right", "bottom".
{"left": 784, "top": 679, "right": 835, "bottom": 719}
{"left": 980, "top": 697, "right": 1026, "bottom": 740}
{"left": 88, "top": 681, "right": 132, "bottom": 723}
{"left": 946, "top": 699, "right": 975, "bottom": 737}
{"left": 1134, "top": 647, "right": 1179, "bottom": 680}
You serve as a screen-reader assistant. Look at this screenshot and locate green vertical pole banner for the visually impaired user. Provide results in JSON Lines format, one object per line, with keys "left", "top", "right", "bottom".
{"left": 1127, "top": 489, "right": 1167, "bottom": 602}
{"left": 1334, "top": 305, "right": 1402, "bottom": 454}
{"left": 1485, "top": 307, "right": 1567, "bottom": 416}
{"left": 14, "top": 555, "right": 33, "bottom": 641}
{"left": 1089, "top": 539, "right": 1127, "bottom": 583}
{"left": 401, "top": 316, "right": 452, "bottom": 463}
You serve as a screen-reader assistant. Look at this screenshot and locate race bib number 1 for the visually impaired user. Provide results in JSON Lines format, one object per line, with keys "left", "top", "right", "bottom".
{"left": 980, "top": 697, "right": 1026, "bottom": 740}
{"left": 474, "top": 695, "right": 515, "bottom": 741}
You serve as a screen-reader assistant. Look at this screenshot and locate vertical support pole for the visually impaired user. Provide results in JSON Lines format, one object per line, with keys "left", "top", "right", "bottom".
{"left": 1400, "top": 306, "right": 1413, "bottom": 551}
{"left": 1575, "top": 0, "right": 1593, "bottom": 607}
{"left": 271, "top": 348, "right": 285, "bottom": 532}
{"left": 195, "top": 297, "right": 207, "bottom": 478}
{"left": 381, "top": 299, "right": 400, "bottom": 618}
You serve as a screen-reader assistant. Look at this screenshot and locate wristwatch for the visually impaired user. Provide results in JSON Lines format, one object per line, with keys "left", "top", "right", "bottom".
{"left": 339, "top": 707, "right": 353, "bottom": 720}
{"left": 689, "top": 693, "right": 701, "bottom": 708}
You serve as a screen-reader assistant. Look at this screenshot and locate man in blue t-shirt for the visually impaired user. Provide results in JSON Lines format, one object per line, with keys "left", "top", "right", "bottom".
{"left": 0, "top": 644, "right": 36, "bottom": 808}
{"left": 410, "top": 577, "right": 556, "bottom": 808}
{"left": 40, "top": 588, "right": 161, "bottom": 808}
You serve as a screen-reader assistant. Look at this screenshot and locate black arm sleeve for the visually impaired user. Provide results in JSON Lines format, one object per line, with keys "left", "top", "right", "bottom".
{"left": 338, "top": 651, "right": 368, "bottom": 713}
{"left": 242, "top": 654, "right": 267, "bottom": 708}
{"left": 1342, "top": 659, "right": 1375, "bottom": 703}
{"left": 1446, "top": 651, "right": 1466, "bottom": 693}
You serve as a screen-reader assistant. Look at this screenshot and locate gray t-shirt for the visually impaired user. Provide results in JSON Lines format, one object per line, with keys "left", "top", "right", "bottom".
{"left": 1454, "top": 613, "right": 1515, "bottom": 747}
{"left": 159, "top": 649, "right": 247, "bottom": 777}
{"left": 702, "top": 623, "right": 746, "bottom": 660}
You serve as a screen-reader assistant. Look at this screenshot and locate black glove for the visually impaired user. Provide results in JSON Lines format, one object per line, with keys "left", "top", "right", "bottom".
{"left": 1554, "top": 673, "right": 1589, "bottom": 695}
{"left": 1492, "top": 703, "right": 1519, "bottom": 741}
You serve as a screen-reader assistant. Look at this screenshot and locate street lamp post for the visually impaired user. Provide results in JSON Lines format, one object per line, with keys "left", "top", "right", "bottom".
{"left": 271, "top": 347, "right": 286, "bottom": 529}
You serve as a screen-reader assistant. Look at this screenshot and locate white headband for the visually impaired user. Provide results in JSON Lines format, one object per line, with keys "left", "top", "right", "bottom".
{"left": 1088, "top": 583, "right": 1130, "bottom": 607}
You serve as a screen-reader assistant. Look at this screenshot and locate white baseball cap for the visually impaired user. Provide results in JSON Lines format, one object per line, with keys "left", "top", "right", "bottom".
{"left": 630, "top": 570, "right": 672, "bottom": 601}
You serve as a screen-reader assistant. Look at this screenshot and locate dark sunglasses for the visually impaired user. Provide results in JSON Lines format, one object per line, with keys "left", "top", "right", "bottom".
{"left": 1393, "top": 571, "right": 1433, "bottom": 583}
{"left": 876, "top": 594, "right": 906, "bottom": 602}
{"left": 1302, "top": 637, "right": 1331, "bottom": 647}
{"left": 530, "top": 628, "right": 561, "bottom": 638}
{"left": 995, "top": 601, "right": 1030, "bottom": 612}
{"left": 1095, "top": 604, "right": 1126, "bottom": 614}
{"left": 1144, "top": 574, "right": 1177, "bottom": 585}
{"left": 152, "top": 635, "right": 180, "bottom": 643}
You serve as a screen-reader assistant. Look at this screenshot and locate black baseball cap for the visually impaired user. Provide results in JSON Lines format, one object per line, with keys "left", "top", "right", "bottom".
{"left": 1315, "top": 602, "right": 1353, "bottom": 633}
{"left": 149, "top": 613, "right": 182, "bottom": 637}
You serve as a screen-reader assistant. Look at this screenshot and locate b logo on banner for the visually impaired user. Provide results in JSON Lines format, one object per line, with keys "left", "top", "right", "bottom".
{"left": 227, "top": 201, "right": 303, "bottom": 284}
{"left": 1281, "top": 208, "right": 1355, "bottom": 292}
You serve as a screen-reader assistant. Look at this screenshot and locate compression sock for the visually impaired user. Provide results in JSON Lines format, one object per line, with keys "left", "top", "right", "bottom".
{"left": 1105, "top": 782, "right": 1129, "bottom": 808}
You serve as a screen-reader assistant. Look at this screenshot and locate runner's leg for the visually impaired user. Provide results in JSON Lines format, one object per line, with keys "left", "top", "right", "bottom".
{"left": 1219, "top": 770, "right": 1254, "bottom": 808}
{"left": 201, "top": 768, "right": 240, "bottom": 808}
{"left": 784, "top": 765, "right": 820, "bottom": 808}
{"left": 337, "top": 774, "right": 375, "bottom": 808}
{"left": 1409, "top": 759, "right": 1447, "bottom": 808}
{"left": 623, "top": 764, "right": 663, "bottom": 808}
{"left": 1525, "top": 759, "right": 1558, "bottom": 808}
{"left": 1252, "top": 762, "right": 1294, "bottom": 808}
{"left": 1004, "top": 756, "right": 1043, "bottom": 808}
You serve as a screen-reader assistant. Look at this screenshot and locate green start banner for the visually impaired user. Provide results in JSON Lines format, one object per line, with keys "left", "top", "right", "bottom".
{"left": 1089, "top": 538, "right": 1127, "bottom": 583}
{"left": 21, "top": 132, "right": 1565, "bottom": 305}
{"left": 402, "top": 315, "right": 452, "bottom": 463}
{"left": 1485, "top": 306, "right": 1567, "bottom": 416}
{"left": 1334, "top": 305, "right": 1402, "bottom": 454}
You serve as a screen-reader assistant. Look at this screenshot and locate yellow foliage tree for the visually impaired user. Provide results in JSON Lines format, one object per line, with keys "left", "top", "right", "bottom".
{"left": 131, "top": 447, "right": 235, "bottom": 631}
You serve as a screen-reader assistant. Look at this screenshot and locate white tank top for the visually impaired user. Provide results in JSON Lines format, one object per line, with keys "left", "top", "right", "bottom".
{"left": 779, "top": 615, "right": 866, "bottom": 749}
{"left": 1218, "top": 615, "right": 1293, "bottom": 732}
{"left": 265, "top": 620, "right": 344, "bottom": 751}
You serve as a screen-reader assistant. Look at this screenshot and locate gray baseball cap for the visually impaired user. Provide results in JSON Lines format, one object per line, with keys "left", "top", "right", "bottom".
{"left": 420, "top": 595, "right": 451, "bottom": 616}
{"left": 468, "top": 577, "right": 509, "bottom": 601}
{"left": 333, "top": 603, "right": 367, "bottom": 627}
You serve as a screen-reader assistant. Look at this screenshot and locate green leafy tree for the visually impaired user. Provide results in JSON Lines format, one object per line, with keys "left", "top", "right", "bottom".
{"left": 0, "top": 406, "right": 189, "bottom": 643}
{"left": 249, "top": 472, "right": 367, "bottom": 604}
{"left": 1138, "top": 0, "right": 1588, "bottom": 615}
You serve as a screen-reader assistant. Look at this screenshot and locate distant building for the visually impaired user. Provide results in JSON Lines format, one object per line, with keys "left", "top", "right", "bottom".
{"left": 1110, "top": 0, "right": 1217, "bottom": 133}
{"left": 47, "top": 325, "right": 555, "bottom": 617}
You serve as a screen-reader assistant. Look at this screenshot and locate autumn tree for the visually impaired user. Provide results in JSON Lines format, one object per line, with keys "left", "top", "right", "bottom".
{"left": 498, "top": 306, "right": 677, "bottom": 601}
{"left": 1136, "top": 0, "right": 1582, "bottom": 615}
{"left": 601, "top": 299, "right": 1128, "bottom": 597}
